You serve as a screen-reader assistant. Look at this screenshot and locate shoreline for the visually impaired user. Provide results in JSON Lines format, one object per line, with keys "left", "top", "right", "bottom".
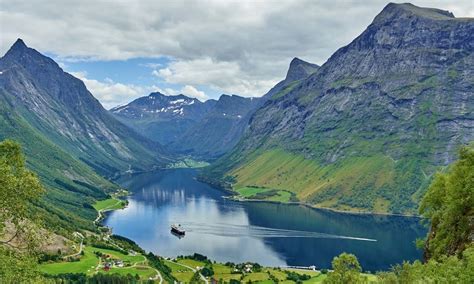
{"left": 112, "top": 168, "right": 423, "bottom": 218}
{"left": 223, "top": 196, "right": 423, "bottom": 218}
{"left": 196, "top": 175, "right": 422, "bottom": 218}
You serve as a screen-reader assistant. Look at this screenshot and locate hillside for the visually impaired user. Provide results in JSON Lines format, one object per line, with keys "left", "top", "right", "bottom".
{"left": 0, "top": 40, "right": 170, "bottom": 231}
{"left": 204, "top": 3, "right": 474, "bottom": 214}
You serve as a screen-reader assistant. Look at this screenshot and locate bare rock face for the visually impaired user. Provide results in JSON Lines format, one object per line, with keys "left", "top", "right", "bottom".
{"left": 211, "top": 3, "right": 474, "bottom": 213}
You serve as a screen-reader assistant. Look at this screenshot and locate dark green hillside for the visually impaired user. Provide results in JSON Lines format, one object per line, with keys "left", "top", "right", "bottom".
{"left": 0, "top": 96, "right": 115, "bottom": 232}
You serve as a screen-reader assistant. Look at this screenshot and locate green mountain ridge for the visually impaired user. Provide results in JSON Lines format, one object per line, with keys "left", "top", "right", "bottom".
{"left": 0, "top": 39, "right": 171, "bottom": 232}
{"left": 203, "top": 3, "right": 474, "bottom": 214}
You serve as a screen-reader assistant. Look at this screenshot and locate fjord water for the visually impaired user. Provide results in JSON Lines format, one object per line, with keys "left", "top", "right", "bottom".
{"left": 105, "top": 169, "right": 426, "bottom": 271}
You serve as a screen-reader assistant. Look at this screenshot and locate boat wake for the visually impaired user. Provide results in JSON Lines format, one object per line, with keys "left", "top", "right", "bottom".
{"left": 173, "top": 222, "right": 377, "bottom": 242}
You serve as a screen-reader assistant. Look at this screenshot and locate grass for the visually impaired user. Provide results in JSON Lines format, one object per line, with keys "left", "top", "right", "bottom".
{"left": 39, "top": 247, "right": 99, "bottom": 275}
{"left": 235, "top": 186, "right": 293, "bottom": 202}
{"left": 303, "top": 274, "right": 327, "bottom": 283}
{"left": 229, "top": 148, "right": 402, "bottom": 213}
{"left": 212, "top": 263, "right": 241, "bottom": 282}
{"left": 269, "top": 190, "right": 293, "bottom": 202}
{"left": 90, "top": 247, "right": 145, "bottom": 264}
{"left": 165, "top": 260, "right": 195, "bottom": 283}
{"left": 177, "top": 258, "right": 206, "bottom": 269}
{"left": 101, "top": 266, "right": 156, "bottom": 279}
{"left": 242, "top": 272, "right": 270, "bottom": 282}
{"left": 93, "top": 198, "right": 125, "bottom": 211}
{"left": 211, "top": 267, "right": 327, "bottom": 283}
{"left": 236, "top": 186, "right": 272, "bottom": 197}
{"left": 39, "top": 246, "right": 150, "bottom": 279}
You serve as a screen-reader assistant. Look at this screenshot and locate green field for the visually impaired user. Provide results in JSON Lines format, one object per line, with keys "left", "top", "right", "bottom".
{"left": 212, "top": 263, "right": 241, "bottom": 282}
{"left": 177, "top": 258, "right": 207, "bottom": 269}
{"left": 93, "top": 198, "right": 125, "bottom": 211}
{"left": 210, "top": 266, "right": 326, "bottom": 283}
{"left": 39, "top": 246, "right": 151, "bottom": 279}
{"left": 39, "top": 247, "right": 99, "bottom": 275}
{"left": 235, "top": 186, "right": 293, "bottom": 202}
{"left": 236, "top": 186, "right": 272, "bottom": 197}
{"left": 90, "top": 247, "right": 145, "bottom": 264}
{"left": 101, "top": 265, "right": 156, "bottom": 279}
{"left": 165, "top": 260, "right": 195, "bottom": 282}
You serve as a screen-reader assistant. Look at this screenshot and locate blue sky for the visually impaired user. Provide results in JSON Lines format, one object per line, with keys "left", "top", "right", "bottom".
{"left": 2, "top": 0, "right": 473, "bottom": 109}
{"left": 50, "top": 55, "right": 223, "bottom": 108}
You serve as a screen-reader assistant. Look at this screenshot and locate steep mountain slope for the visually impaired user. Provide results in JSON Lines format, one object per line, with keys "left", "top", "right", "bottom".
{"left": 0, "top": 39, "right": 169, "bottom": 177}
{"left": 205, "top": 3, "right": 474, "bottom": 214}
{"left": 111, "top": 92, "right": 216, "bottom": 145}
{"left": 174, "top": 95, "right": 261, "bottom": 159}
{"left": 0, "top": 97, "right": 114, "bottom": 232}
{"left": 0, "top": 39, "right": 169, "bottom": 231}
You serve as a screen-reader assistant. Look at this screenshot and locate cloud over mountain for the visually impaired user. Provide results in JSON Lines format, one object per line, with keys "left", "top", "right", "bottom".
{"left": 2, "top": 0, "right": 472, "bottom": 103}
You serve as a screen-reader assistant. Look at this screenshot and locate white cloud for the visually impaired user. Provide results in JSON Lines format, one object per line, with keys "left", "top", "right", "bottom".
{"left": 71, "top": 70, "right": 209, "bottom": 107}
{"left": 153, "top": 57, "right": 278, "bottom": 97}
{"left": 181, "top": 85, "right": 208, "bottom": 101}
{"left": 2, "top": 0, "right": 473, "bottom": 100}
{"left": 157, "top": 85, "right": 208, "bottom": 101}
{"left": 70, "top": 71, "right": 154, "bottom": 109}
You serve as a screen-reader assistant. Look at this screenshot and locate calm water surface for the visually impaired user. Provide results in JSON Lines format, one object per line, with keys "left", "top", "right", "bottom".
{"left": 104, "top": 169, "right": 426, "bottom": 271}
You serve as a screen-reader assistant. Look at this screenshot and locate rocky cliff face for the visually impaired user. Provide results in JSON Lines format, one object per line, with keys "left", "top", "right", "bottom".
{"left": 0, "top": 39, "right": 169, "bottom": 176}
{"left": 207, "top": 3, "right": 474, "bottom": 214}
{"left": 263, "top": 57, "right": 319, "bottom": 100}
{"left": 111, "top": 92, "right": 216, "bottom": 145}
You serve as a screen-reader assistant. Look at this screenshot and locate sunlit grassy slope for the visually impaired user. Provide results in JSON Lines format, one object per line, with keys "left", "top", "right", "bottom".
{"left": 229, "top": 148, "right": 426, "bottom": 214}
{"left": 93, "top": 198, "right": 125, "bottom": 211}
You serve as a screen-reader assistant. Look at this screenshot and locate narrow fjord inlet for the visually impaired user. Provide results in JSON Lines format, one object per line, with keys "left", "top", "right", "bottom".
{"left": 104, "top": 169, "right": 426, "bottom": 271}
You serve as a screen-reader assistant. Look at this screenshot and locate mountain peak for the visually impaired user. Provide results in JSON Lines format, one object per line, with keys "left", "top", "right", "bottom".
{"left": 11, "top": 38, "right": 28, "bottom": 50}
{"left": 285, "top": 57, "right": 319, "bottom": 82}
{"left": 3, "top": 38, "right": 29, "bottom": 57}
{"left": 148, "top": 91, "right": 166, "bottom": 98}
{"left": 374, "top": 3, "right": 455, "bottom": 24}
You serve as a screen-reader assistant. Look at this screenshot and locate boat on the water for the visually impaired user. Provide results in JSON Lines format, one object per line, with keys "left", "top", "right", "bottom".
{"left": 171, "top": 224, "right": 185, "bottom": 236}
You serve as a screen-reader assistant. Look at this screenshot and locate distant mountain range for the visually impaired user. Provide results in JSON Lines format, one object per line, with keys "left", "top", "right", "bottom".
{"left": 171, "top": 94, "right": 261, "bottom": 158}
{"left": 112, "top": 57, "right": 319, "bottom": 158}
{"left": 111, "top": 93, "right": 216, "bottom": 145}
{"left": 111, "top": 92, "right": 262, "bottom": 159}
{"left": 204, "top": 3, "right": 474, "bottom": 214}
{"left": 0, "top": 39, "right": 170, "bottom": 231}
